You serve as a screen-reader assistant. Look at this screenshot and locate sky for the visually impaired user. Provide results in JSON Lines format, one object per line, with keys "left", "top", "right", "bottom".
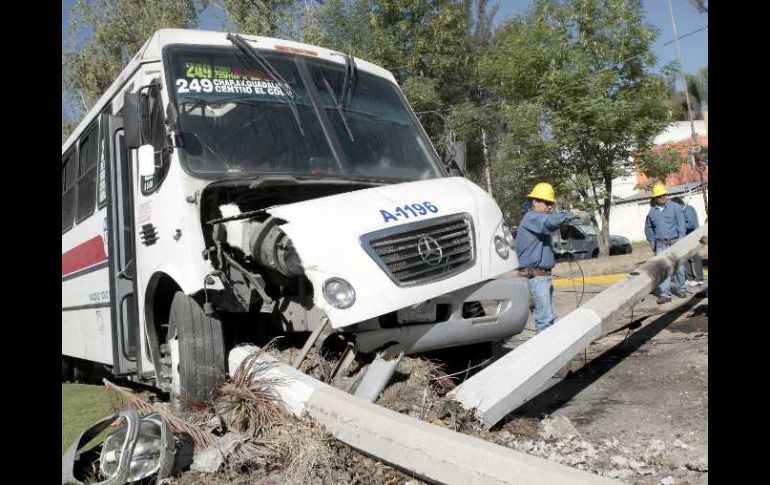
{"left": 62, "top": 0, "right": 707, "bottom": 115}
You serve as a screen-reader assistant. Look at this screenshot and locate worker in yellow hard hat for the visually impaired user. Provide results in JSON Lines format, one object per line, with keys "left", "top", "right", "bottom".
{"left": 515, "top": 182, "right": 579, "bottom": 334}
{"left": 644, "top": 182, "right": 687, "bottom": 303}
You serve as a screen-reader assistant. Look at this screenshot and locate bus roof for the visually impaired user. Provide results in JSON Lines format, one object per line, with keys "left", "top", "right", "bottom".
{"left": 63, "top": 29, "right": 398, "bottom": 155}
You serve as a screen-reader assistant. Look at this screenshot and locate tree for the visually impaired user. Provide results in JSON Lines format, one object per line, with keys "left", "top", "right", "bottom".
{"left": 636, "top": 146, "right": 686, "bottom": 184}
{"left": 212, "top": 0, "right": 297, "bottom": 37}
{"left": 661, "top": 62, "right": 707, "bottom": 120}
{"left": 481, "top": 0, "right": 670, "bottom": 254}
{"left": 298, "top": 0, "right": 495, "bottom": 175}
{"left": 63, "top": 0, "right": 200, "bottom": 117}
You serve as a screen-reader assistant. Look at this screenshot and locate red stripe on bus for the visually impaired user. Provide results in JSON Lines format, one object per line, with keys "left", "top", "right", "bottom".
{"left": 62, "top": 236, "right": 107, "bottom": 276}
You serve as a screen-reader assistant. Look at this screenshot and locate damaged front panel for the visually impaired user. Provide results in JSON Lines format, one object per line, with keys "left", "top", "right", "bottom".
{"left": 201, "top": 177, "right": 517, "bottom": 330}
{"left": 266, "top": 177, "right": 517, "bottom": 329}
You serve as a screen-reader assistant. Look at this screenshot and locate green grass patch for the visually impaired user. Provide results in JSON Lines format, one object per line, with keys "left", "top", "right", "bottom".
{"left": 62, "top": 384, "right": 114, "bottom": 454}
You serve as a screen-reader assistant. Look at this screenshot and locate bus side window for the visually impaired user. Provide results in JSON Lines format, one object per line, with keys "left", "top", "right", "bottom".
{"left": 62, "top": 149, "right": 77, "bottom": 233}
{"left": 141, "top": 83, "right": 170, "bottom": 195}
{"left": 97, "top": 128, "right": 107, "bottom": 208}
{"left": 76, "top": 124, "right": 99, "bottom": 222}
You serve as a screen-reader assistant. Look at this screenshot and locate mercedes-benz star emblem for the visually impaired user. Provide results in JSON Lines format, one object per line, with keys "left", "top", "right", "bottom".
{"left": 417, "top": 236, "right": 443, "bottom": 266}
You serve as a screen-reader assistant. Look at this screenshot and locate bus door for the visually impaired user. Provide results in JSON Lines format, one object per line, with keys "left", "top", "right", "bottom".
{"left": 102, "top": 113, "right": 140, "bottom": 375}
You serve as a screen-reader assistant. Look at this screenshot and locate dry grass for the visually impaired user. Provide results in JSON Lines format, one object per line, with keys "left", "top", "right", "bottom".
{"left": 270, "top": 420, "right": 336, "bottom": 483}
{"left": 104, "top": 378, "right": 216, "bottom": 450}
{"left": 377, "top": 357, "right": 446, "bottom": 419}
{"left": 216, "top": 345, "right": 289, "bottom": 438}
{"left": 214, "top": 344, "right": 338, "bottom": 481}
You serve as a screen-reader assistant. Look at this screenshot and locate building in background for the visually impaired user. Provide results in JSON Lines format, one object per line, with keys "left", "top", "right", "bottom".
{"left": 608, "top": 121, "right": 708, "bottom": 241}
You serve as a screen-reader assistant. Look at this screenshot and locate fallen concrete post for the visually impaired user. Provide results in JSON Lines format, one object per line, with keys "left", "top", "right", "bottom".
{"left": 448, "top": 224, "right": 707, "bottom": 429}
{"left": 229, "top": 346, "right": 618, "bottom": 485}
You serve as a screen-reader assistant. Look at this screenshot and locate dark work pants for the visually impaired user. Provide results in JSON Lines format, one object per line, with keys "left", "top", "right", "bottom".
{"left": 685, "top": 252, "right": 704, "bottom": 281}
{"left": 684, "top": 229, "right": 705, "bottom": 281}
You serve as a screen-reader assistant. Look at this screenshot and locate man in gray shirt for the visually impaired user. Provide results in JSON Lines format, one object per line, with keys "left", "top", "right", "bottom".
{"left": 672, "top": 196, "right": 705, "bottom": 286}
{"left": 645, "top": 183, "right": 687, "bottom": 303}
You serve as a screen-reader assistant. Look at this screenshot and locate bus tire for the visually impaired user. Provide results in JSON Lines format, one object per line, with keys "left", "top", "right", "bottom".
{"left": 169, "top": 291, "right": 225, "bottom": 406}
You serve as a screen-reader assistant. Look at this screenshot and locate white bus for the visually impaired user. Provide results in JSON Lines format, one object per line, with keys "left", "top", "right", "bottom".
{"left": 62, "top": 29, "right": 530, "bottom": 403}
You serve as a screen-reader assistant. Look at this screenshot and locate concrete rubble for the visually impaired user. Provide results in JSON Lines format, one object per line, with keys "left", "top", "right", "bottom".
{"left": 539, "top": 415, "right": 581, "bottom": 440}
{"left": 482, "top": 416, "right": 707, "bottom": 484}
{"left": 190, "top": 433, "right": 249, "bottom": 474}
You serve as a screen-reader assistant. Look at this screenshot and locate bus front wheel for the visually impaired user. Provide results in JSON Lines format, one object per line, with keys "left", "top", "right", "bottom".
{"left": 167, "top": 291, "right": 226, "bottom": 408}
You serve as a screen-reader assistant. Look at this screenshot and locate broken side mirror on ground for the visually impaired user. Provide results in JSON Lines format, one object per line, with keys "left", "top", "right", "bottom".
{"left": 62, "top": 410, "right": 190, "bottom": 484}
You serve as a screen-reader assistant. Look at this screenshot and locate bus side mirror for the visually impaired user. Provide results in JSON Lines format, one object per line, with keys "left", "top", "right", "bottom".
{"left": 138, "top": 145, "right": 155, "bottom": 179}
{"left": 124, "top": 92, "right": 143, "bottom": 149}
{"left": 446, "top": 141, "right": 466, "bottom": 177}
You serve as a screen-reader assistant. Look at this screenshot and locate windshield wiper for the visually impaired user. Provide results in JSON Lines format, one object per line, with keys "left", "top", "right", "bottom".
{"left": 226, "top": 33, "right": 305, "bottom": 137}
{"left": 321, "top": 76, "right": 354, "bottom": 142}
{"left": 341, "top": 53, "right": 358, "bottom": 109}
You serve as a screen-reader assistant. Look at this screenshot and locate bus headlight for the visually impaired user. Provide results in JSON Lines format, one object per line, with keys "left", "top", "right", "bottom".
{"left": 502, "top": 222, "right": 514, "bottom": 247}
{"left": 494, "top": 236, "right": 510, "bottom": 259}
{"left": 323, "top": 278, "right": 356, "bottom": 309}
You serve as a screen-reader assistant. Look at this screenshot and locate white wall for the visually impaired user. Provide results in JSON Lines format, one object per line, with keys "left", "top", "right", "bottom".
{"left": 609, "top": 191, "right": 708, "bottom": 242}
{"left": 611, "top": 174, "right": 640, "bottom": 199}
{"left": 654, "top": 121, "right": 706, "bottom": 145}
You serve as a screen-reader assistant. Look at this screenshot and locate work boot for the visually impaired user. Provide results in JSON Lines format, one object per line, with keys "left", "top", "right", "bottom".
{"left": 657, "top": 295, "right": 672, "bottom": 304}
{"left": 675, "top": 291, "right": 688, "bottom": 298}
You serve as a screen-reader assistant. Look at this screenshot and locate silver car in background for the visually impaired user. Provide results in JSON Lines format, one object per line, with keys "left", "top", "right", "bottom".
{"left": 552, "top": 223, "right": 632, "bottom": 260}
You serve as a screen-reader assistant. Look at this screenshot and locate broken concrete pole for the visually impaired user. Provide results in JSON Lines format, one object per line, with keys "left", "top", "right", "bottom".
{"left": 353, "top": 351, "right": 404, "bottom": 402}
{"left": 228, "top": 346, "right": 619, "bottom": 485}
{"left": 448, "top": 225, "right": 707, "bottom": 429}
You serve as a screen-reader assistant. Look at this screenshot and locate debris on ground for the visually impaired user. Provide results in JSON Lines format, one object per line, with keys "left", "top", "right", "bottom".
{"left": 539, "top": 415, "right": 581, "bottom": 440}
{"left": 85, "top": 347, "right": 428, "bottom": 484}
{"left": 61, "top": 409, "right": 188, "bottom": 484}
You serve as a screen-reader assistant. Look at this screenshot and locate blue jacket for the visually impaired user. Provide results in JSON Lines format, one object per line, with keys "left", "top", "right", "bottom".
{"left": 515, "top": 210, "right": 576, "bottom": 270}
{"left": 645, "top": 200, "right": 686, "bottom": 242}
{"left": 683, "top": 205, "right": 699, "bottom": 233}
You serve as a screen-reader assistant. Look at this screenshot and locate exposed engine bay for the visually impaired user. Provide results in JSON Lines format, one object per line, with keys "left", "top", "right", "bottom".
{"left": 199, "top": 176, "right": 380, "bottom": 331}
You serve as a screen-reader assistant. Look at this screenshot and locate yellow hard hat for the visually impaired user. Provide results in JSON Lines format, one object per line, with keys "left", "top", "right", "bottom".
{"left": 651, "top": 183, "right": 668, "bottom": 198}
{"left": 528, "top": 182, "right": 556, "bottom": 203}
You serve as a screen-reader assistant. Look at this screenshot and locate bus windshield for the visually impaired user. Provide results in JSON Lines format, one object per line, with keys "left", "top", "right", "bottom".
{"left": 164, "top": 45, "right": 443, "bottom": 181}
